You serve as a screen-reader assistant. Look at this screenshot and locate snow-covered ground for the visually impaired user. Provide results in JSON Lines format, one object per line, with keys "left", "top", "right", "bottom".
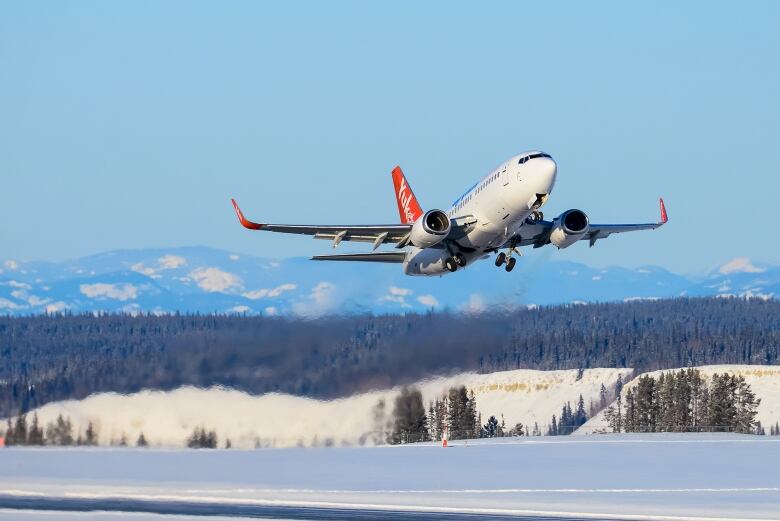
{"left": 18, "top": 368, "right": 631, "bottom": 448}
{"left": 580, "top": 365, "right": 780, "bottom": 435}
{"left": 1, "top": 434, "right": 779, "bottom": 520}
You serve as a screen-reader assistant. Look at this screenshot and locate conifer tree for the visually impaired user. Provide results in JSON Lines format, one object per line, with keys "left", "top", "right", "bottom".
{"left": 46, "top": 415, "right": 73, "bottom": 446}
{"left": 599, "top": 383, "right": 608, "bottom": 409}
{"left": 205, "top": 430, "right": 217, "bottom": 448}
{"left": 615, "top": 374, "right": 624, "bottom": 397}
{"left": 574, "top": 394, "right": 588, "bottom": 429}
{"left": 28, "top": 414, "right": 44, "bottom": 445}
{"left": 434, "top": 397, "right": 447, "bottom": 440}
{"left": 634, "top": 375, "right": 658, "bottom": 432}
{"left": 614, "top": 393, "right": 623, "bottom": 432}
{"left": 84, "top": 421, "right": 98, "bottom": 446}
{"left": 708, "top": 373, "right": 736, "bottom": 431}
{"left": 136, "top": 432, "right": 148, "bottom": 447}
{"left": 624, "top": 387, "right": 637, "bottom": 432}
{"left": 13, "top": 415, "right": 28, "bottom": 445}
{"left": 390, "top": 387, "right": 429, "bottom": 444}
{"left": 467, "top": 389, "right": 479, "bottom": 438}
{"left": 427, "top": 401, "right": 437, "bottom": 440}
{"left": 547, "top": 414, "right": 558, "bottom": 436}
{"left": 446, "top": 386, "right": 476, "bottom": 440}
{"left": 483, "top": 416, "right": 499, "bottom": 437}
{"left": 734, "top": 375, "right": 760, "bottom": 434}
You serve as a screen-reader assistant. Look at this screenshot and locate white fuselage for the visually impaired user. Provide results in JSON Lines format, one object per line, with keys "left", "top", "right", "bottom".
{"left": 403, "top": 152, "right": 557, "bottom": 275}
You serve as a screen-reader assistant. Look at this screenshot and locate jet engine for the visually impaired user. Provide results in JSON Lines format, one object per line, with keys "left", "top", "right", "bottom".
{"left": 409, "top": 209, "right": 451, "bottom": 248}
{"left": 549, "top": 209, "right": 589, "bottom": 249}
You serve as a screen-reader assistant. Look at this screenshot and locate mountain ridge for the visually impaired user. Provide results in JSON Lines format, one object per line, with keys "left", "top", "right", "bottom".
{"left": 1, "top": 246, "right": 777, "bottom": 316}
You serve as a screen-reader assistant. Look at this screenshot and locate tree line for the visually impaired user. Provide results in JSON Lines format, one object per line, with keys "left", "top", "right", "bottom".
{"left": 1, "top": 297, "right": 778, "bottom": 417}
{"left": 603, "top": 369, "right": 763, "bottom": 434}
{"left": 1, "top": 413, "right": 143, "bottom": 446}
{"left": 1, "top": 414, "right": 227, "bottom": 448}
{"left": 386, "top": 385, "right": 533, "bottom": 444}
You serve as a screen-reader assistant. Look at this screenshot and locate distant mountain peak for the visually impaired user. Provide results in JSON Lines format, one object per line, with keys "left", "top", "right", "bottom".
{"left": 718, "top": 257, "right": 765, "bottom": 275}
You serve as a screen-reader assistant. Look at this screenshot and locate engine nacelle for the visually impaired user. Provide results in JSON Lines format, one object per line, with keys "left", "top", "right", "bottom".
{"left": 409, "top": 209, "right": 451, "bottom": 248}
{"left": 549, "top": 209, "right": 590, "bottom": 249}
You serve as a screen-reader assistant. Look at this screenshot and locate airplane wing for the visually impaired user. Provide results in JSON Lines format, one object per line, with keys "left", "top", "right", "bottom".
{"left": 232, "top": 199, "right": 478, "bottom": 251}
{"left": 507, "top": 198, "right": 668, "bottom": 249}
{"left": 232, "top": 199, "right": 412, "bottom": 250}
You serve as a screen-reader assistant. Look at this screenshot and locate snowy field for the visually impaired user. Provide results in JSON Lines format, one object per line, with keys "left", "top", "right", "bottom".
{"left": 1, "top": 433, "right": 779, "bottom": 520}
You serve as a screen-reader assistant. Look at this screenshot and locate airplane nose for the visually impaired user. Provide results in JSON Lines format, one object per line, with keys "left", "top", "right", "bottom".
{"left": 536, "top": 157, "right": 557, "bottom": 194}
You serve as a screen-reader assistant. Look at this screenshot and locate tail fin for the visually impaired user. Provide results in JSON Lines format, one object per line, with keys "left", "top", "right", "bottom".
{"left": 391, "top": 166, "right": 423, "bottom": 224}
{"left": 659, "top": 197, "right": 668, "bottom": 224}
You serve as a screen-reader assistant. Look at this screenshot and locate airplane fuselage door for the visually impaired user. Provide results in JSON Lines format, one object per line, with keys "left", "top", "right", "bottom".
{"left": 501, "top": 164, "right": 509, "bottom": 186}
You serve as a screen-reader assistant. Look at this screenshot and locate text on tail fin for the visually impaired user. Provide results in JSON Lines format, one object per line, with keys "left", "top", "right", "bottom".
{"left": 391, "top": 166, "right": 423, "bottom": 224}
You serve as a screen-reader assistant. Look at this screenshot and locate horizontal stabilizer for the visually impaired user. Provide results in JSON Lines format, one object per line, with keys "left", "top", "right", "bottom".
{"left": 311, "top": 252, "right": 406, "bottom": 263}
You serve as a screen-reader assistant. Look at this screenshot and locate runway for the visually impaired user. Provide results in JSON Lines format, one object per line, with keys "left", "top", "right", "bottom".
{"left": 0, "top": 494, "right": 616, "bottom": 521}
{"left": 2, "top": 435, "right": 779, "bottom": 521}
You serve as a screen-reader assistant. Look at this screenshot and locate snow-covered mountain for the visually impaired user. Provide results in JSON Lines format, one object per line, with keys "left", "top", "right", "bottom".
{"left": 0, "top": 247, "right": 776, "bottom": 316}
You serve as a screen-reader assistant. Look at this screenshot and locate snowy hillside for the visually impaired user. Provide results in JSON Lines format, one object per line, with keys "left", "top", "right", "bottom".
{"left": 578, "top": 364, "right": 780, "bottom": 435}
{"left": 1, "top": 246, "right": 777, "bottom": 315}
{"left": 19, "top": 368, "right": 631, "bottom": 448}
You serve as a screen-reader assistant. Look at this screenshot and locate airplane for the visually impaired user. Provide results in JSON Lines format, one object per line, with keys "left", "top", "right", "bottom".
{"left": 231, "top": 151, "right": 667, "bottom": 276}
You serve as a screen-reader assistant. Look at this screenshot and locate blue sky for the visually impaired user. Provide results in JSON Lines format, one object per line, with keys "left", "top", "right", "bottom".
{"left": 1, "top": 1, "right": 779, "bottom": 273}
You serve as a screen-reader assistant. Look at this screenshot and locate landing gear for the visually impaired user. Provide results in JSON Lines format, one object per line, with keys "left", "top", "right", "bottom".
{"left": 525, "top": 210, "right": 544, "bottom": 224}
{"left": 496, "top": 245, "right": 520, "bottom": 272}
{"left": 454, "top": 252, "right": 467, "bottom": 267}
{"left": 505, "top": 257, "right": 517, "bottom": 272}
{"left": 445, "top": 257, "right": 458, "bottom": 272}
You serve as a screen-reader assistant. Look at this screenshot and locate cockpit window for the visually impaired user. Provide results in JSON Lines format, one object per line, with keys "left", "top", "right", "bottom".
{"left": 519, "top": 152, "right": 551, "bottom": 164}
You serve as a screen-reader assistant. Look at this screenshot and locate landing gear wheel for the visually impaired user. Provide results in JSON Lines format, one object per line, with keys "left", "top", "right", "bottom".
{"left": 445, "top": 257, "right": 458, "bottom": 272}
{"left": 525, "top": 210, "right": 544, "bottom": 224}
{"left": 454, "top": 252, "right": 467, "bottom": 267}
{"left": 495, "top": 252, "right": 506, "bottom": 267}
{"left": 505, "top": 257, "right": 517, "bottom": 272}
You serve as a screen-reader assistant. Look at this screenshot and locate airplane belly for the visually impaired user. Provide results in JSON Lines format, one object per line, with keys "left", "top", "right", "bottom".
{"left": 403, "top": 247, "right": 449, "bottom": 276}
{"left": 460, "top": 226, "right": 502, "bottom": 250}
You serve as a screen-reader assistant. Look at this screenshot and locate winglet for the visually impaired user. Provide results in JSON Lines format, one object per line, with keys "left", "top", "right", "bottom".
{"left": 659, "top": 197, "right": 668, "bottom": 224}
{"left": 391, "top": 166, "right": 424, "bottom": 224}
{"left": 231, "top": 199, "right": 264, "bottom": 230}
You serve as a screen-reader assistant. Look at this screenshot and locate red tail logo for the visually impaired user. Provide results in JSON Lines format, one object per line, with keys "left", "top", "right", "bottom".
{"left": 391, "top": 166, "right": 423, "bottom": 224}
{"left": 659, "top": 198, "right": 668, "bottom": 224}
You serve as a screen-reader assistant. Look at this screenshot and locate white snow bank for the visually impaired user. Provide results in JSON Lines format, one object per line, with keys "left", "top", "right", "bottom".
{"left": 11, "top": 368, "right": 631, "bottom": 448}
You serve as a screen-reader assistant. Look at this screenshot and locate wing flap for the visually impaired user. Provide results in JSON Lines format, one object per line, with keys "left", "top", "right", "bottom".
{"left": 311, "top": 252, "right": 406, "bottom": 263}
{"left": 584, "top": 198, "right": 668, "bottom": 245}
{"left": 231, "top": 199, "right": 411, "bottom": 245}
